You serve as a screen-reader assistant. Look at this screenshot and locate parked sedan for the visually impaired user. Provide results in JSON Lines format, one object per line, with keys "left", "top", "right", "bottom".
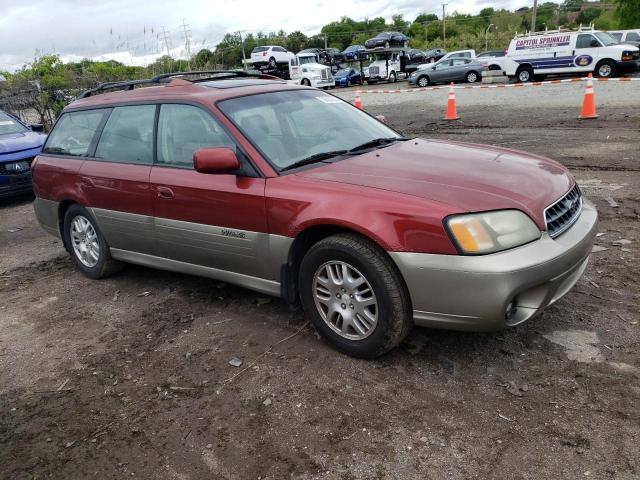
{"left": 364, "top": 32, "right": 409, "bottom": 49}
{"left": 0, "top": 110, "right": 46, "bottom": 198}
{"left": 342, "top": 45, "right": 366, "bottom": 60}
{"left": 326, "top": 48, "right": 346, "bottom": 64}
{"left": 424, "top": 48, "right": 447, "bottom": 62}
{"left": 334, "top": 68, "right": 362, "bottom": 87}
{"left": 409, "top": 58, "right": 483, "bottom": 87}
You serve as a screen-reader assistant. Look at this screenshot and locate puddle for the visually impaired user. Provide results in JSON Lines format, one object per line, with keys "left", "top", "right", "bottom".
{"left": 543, "top": 330, "right": 604, "bottom": 363}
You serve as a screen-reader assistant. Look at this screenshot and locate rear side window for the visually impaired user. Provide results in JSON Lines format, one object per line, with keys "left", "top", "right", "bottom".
{"left": 94, "top": 105, "right": 156, "bottom": 164}
{"left": 156, "top": 104, "right": 235, "bottom": 168}
{"left": 43, "top": 110, "right": 106, "bottom": 156}
{"left": 627, "top": 32, "right": 640, "bottom": 42}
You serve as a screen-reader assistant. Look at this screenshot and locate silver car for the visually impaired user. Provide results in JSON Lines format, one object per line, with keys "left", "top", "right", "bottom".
{"left": 409, "top": 58, "right": 483, "bottom": 87}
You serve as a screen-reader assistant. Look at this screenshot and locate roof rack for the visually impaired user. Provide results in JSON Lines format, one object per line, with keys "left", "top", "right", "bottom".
{"left": 513, "top": 24, "right": 595, "bottom": 38}
{"left": 78, "top": 70, "right": 281, "bottom": 98}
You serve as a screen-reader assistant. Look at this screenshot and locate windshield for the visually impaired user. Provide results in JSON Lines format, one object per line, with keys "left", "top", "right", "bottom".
{"left": 594, "top": 32, "right": 618, "bottom": 46}
{"left": 299, "top": 56, "right": 316, "bottom": 65}
{"left": 0, "top": 111, "right": 28, "bottom": 135}
{"left": 218, "top": 90, "right": 400, "bottom": 171}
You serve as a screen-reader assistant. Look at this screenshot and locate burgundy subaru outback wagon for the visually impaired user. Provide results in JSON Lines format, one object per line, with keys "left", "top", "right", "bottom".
{"left": 32, "top": 71, "right": 597, "bottom": 358}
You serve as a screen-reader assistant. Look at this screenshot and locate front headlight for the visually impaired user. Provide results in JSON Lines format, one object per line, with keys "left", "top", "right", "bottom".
{"left": 410, "top": 72, "right": 417, "bottom": 78}
{"left": 446, "top": 210, "right": 541, "bottom": 255}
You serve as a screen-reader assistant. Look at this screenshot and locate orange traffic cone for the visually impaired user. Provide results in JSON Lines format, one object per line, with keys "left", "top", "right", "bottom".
{"left": 354, "top": 88, "right": 363, "bottom": 110}
{"left": 579, "top": 73, "right": 598, "bottom": 120}
{"left": 444, "top": 82, "right": 460, "bottom": 120}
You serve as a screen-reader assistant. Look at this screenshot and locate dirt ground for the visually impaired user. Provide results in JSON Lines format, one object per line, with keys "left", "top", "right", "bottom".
{"left": 1, "top": 101, "right": 639, "bottom": 479}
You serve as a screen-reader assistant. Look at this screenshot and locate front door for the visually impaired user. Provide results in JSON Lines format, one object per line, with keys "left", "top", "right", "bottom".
{"left": 149, "top": 103, "right": 270, "bottom": 278}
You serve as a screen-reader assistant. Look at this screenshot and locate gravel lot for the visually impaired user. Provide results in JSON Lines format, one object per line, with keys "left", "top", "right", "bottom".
{"left": 1, "top": 81, "right": 639, "bottom": 479}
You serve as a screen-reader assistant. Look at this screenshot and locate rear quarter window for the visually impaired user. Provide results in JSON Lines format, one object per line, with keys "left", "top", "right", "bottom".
{"left": 43, "top": 109, "right": 107, "bottom": 157}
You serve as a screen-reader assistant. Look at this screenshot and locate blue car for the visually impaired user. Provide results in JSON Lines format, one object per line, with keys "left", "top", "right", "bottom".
{"left": 342, "top": 45, "right": 365, "bottom": 61}
{"left": 0, "top": 110, "right": 47, "bottom": 198}
{"left": 334, "top": 68, "right": 362, "bottom": 87}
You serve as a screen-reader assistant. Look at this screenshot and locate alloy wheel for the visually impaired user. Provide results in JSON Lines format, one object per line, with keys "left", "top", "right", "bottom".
{"left": 312, "top": 261, "right": 378, "bottom": 340}
{"left": 70, "top": 215, "right": 100, "bottom": 268}
{"left": 598, "top": 64, "right": 612, "bottom": 77}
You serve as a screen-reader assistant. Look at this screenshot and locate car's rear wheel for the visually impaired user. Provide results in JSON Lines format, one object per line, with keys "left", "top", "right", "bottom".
{"left": 466, "top": 71, "right": 479, "bottom": 83}
{"left": 63, "top": 204, "right": 121, "bottom": 279}
{"left": 595, "top": 60, "right": 616, "bottom": 78}
{"left": 268, "top": 56, "right": 277, "bottom": 68}
{"left": 417, "top": 76, "right": 429, "bottom": 87}
{"left": 298, "top": 234, "right": 412, "bottom": 358}
{"left": 516, "top": 66, "right": 533, "bottom": 83}
{"left": 301, "top": 78, "right": 311, "bottom": 86}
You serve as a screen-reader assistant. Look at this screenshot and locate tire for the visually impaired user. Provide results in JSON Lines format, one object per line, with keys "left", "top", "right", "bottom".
{"left": 595, "top": 60, "right": 616, "bottom": 78}
{"left": 488, "top": 64, "right": 501, "bottom": 71}
{"left": 268, "top": 56, "right": 277, "bottom": 68}
{"left": 466, "top": 71, "right": 479, "bottom": 83}
{"left": 388, "top": 71, "right": 396, "bottom": 83}
{"left": 516, "top": 66, "right": 533, "bottom": 83}
{"left": 417, "top": 75, "right": 429, "bottom": 87}
{"left": 298, "top": 233, "right": 412, "bottom": 358}
{"left": 301, "top": 78, "right": 311, "bottom": 86}
{"left": 63, "top": 204, "right": 121, "bottom": 279}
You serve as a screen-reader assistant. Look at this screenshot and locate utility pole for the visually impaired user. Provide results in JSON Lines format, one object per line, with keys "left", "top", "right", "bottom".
{"left": 159, "top": 26, "right": 171, "bottom": 56}
{"left": 442, "top": 4, "right": 447, "bottom": 47}
{"left": 531, "top": 0, "right": 538, "bottom": 32}
{"left": 324, "top": 34, "right": 328, "bottom": 49}
{"left": 485, "top": 24, "right": 495, "bottom": 51}
{"left": 238, "top": 31, "right": 247, "bottom": 71}
{"left": 181, "top": 19, "right": 192, "bottom": 69}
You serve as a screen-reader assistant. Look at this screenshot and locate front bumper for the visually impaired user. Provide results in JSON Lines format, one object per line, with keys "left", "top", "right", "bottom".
{"left": 0, "top": 172, "right": 32, "bottom": 198}
{"left": 408, "top": 75, "right": 418, "bottom": 85}
{"left": 310, "top": 78, "right": 334, "bottom": 88}
{"left": 616, "top": 59, "right": 640, "bottom": 74}
{"left": 390, "top": 200, "right": 598, "bottom": 331}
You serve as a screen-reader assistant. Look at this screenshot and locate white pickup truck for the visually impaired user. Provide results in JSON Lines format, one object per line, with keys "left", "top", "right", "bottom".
{"left": 288, "top": 53, "right": 334, "bottom": 89}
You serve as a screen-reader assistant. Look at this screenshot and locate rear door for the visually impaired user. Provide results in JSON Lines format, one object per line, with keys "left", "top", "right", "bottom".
{"left": 78, "top": 104, "right": 156, "bottom": 254}
{"left": 150, "top": 103, "right": 270, "bottom": 278}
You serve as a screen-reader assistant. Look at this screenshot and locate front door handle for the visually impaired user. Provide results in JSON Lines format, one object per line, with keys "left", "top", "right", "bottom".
{"left": 157, "top": 186, "right": 174, "bottom": 199}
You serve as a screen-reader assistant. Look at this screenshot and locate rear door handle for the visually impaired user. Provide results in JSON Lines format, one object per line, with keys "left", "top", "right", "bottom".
{"left": 157, "top": 186, "right": 174, "bottom": 199}
{"left": 80, "top": 176, "right": 95, "bottom": 187}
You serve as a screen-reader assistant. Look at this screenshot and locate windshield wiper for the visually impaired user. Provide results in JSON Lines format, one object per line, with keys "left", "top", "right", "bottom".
{"left": 347, "top": 136, "right": 408, "bottom": 153}
{"left": 280, "top": 150, "right": 349, "bottom": 172}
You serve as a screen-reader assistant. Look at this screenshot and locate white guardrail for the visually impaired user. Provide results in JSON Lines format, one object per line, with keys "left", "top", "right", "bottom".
{"left": 359, "top": 76, "right": 640, "bottom": 94}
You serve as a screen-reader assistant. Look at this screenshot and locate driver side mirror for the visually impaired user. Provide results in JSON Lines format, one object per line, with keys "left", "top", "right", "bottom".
{"left": 431, "top": 66, "right": 436, "bottom": 70}
{"left": 193, "top": 147, "right": 240, "bottom": 174}
{"left": 590, "top": 40, "right": 600, "bottom": 47}
{"left": 30, "top": 124, "right": 44, "bottom": 132}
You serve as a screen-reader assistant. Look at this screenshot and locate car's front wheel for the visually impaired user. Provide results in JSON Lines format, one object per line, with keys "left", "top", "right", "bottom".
{"left": 417, "top": 75, "right": 429, "bottom": 87}
{"left": 299, "top": 234, "right": 412, "bottom": 358}
{"left": 63, "top": 204, "right": 121, "bottom": 279}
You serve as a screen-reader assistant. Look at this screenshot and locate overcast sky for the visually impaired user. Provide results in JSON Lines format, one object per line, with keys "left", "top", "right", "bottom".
{"left": 0, "top": 0, "right": 523, "bottom": 71}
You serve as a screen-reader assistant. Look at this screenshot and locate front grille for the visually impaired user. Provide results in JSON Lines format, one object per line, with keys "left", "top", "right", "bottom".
{"left": 545, "top": 184, "right": 582, "bottom": 238}
{"left": 369, "top": 66, "right": 380, "bottom": 75}
{"left": 0, "top": 157, "right": 34, "bottom": 176}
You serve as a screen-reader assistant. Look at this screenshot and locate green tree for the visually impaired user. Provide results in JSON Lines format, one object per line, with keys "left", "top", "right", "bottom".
{"left": 615, "top": 0, "right": 640, "bottom": 28}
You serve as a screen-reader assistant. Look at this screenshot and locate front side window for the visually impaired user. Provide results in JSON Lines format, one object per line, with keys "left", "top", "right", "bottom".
{"left": 43, "top": 109, "right": 106, "bottom": 156}
{"left": 218, "top": 90, "right": 400, "bottom": 171}
{"left": 157, "top": 104, "right": 235, "bottom": 168}
{"left": 94, "top": 105, "right": 155, "bottom": 164}
{"left": 576, "top": 34, "right": 598, "bottom": 49}
{"left": 0, "top": 111, "right": 28, "bottom": 135}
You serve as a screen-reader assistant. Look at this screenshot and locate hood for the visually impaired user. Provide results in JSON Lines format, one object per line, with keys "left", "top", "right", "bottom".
{"left": 295, "top": 139, "right": 573, "bottom": 229}
{"left": 0, "top": 130, "right": 47, "bottom": 155}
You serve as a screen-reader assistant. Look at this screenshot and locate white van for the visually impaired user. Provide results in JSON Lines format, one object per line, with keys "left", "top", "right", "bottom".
{"left": 288, "top": 53, "right": 334, "bottom": 89}
{"left": 608, "top": 30, "right": 640, "bottom": 48}
{"left": 504, "top": 26, "right": 640, "bottom": 82}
